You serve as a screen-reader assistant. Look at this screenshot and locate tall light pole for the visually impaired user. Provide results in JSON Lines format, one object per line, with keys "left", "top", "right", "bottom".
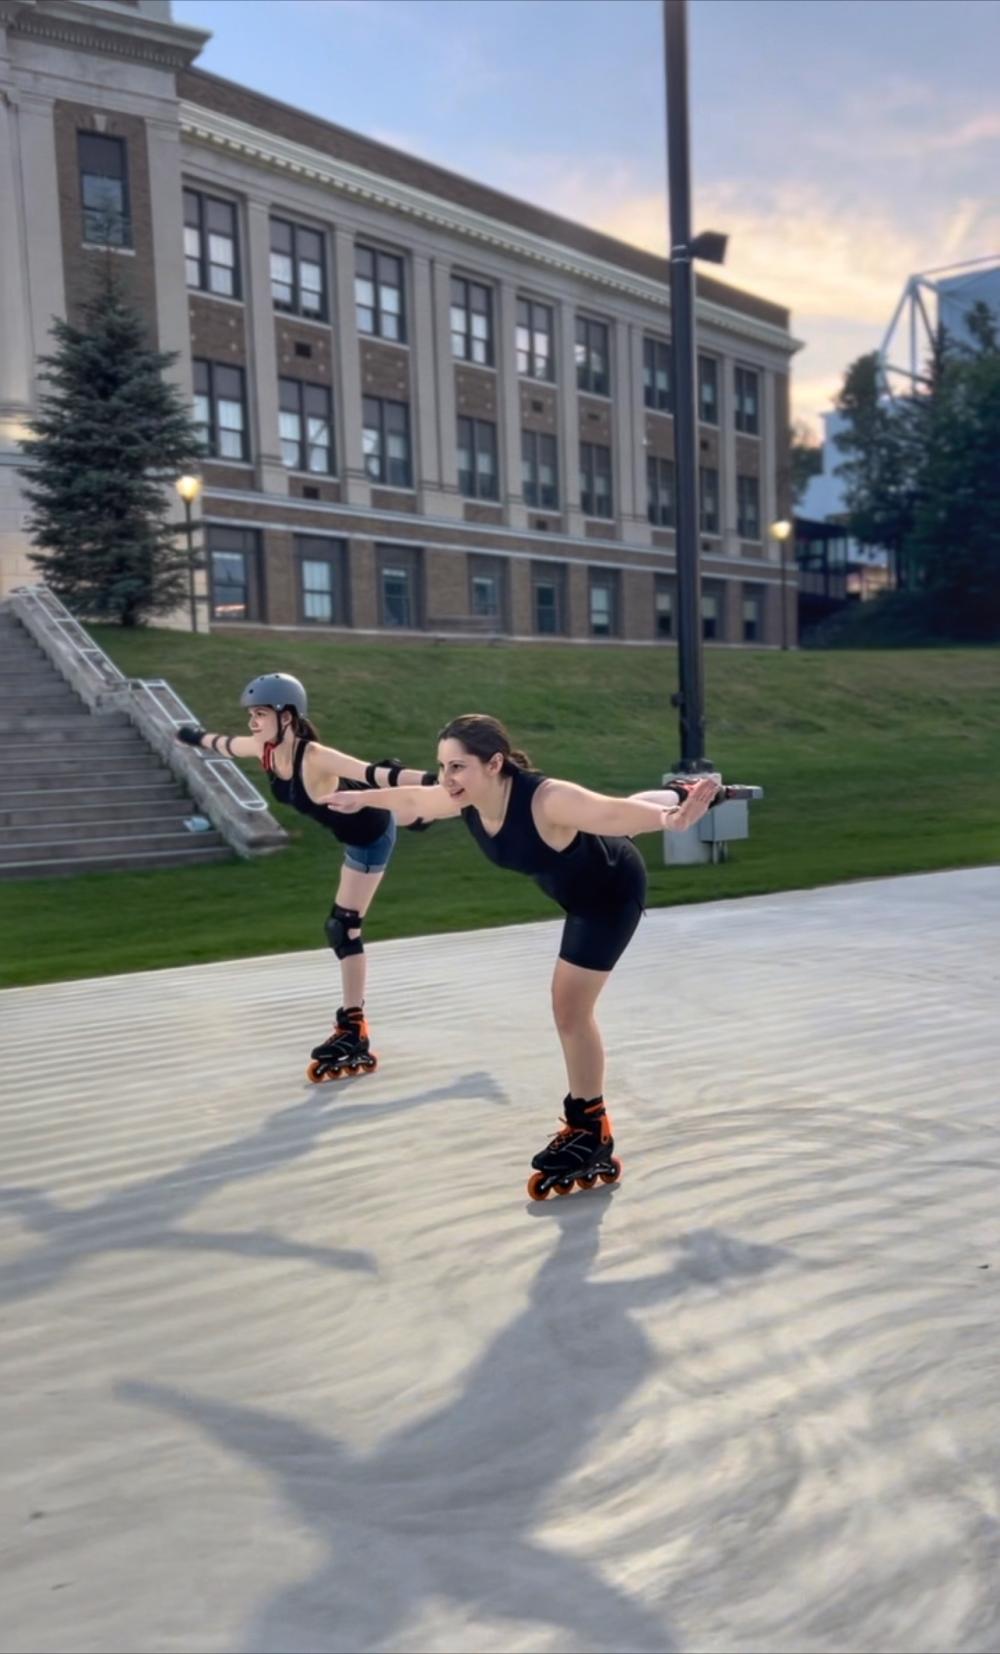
{"left": 174, "top": 473, "right": 203, "bottom": 634}
{"left": 770, "top": 518, "right": 793, "bottom": 650}
{"left": 663, "top": 0, "right": 727, "bottom": 773}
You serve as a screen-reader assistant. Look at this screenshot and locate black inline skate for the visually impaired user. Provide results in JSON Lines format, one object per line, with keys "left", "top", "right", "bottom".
{"left": 306, "top": 1005, "right": 378, "bottom": 1084}
{"left": 527, "top": 1094, "right": 622, "bottom": 1200}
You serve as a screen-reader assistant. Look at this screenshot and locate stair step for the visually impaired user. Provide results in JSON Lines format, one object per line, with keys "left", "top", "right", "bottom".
{"left": 2, "top": 758, "right": 170, "bottom": 785}
{"left": 0, "top": 845, "right": 233, "bottom": 880}
{"left": 0, "top": 808, "right": 203, "bottom": 843}
{"left": 0, "top": 827, "right": 226, "bottom": 864}
{"left": 8, "top": 714, "right": 133, "bottom": 735}
{"left": 0, "top": 798, "right": 193, "bottom": 831}
{"left": 0, "top": 779, "right": 183, "bottom": 806}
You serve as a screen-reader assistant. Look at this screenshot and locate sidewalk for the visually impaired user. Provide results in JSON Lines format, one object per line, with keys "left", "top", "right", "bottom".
{"left": 2, "top": 867, "right": 999, "bottom": 1653}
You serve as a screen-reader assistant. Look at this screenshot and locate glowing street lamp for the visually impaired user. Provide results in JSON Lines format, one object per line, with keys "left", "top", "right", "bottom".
{"left": 174, "top": 473, "right": 203, "bottom": 633}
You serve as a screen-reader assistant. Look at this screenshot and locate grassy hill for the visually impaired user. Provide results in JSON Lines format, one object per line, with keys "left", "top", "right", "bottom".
{"left": 3, "top": 628, "right": 998, "bottom": 988}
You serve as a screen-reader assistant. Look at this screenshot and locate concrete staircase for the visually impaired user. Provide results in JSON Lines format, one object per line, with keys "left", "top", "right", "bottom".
{"left": 0, "top": 609, "right": 232, "bottom": 879}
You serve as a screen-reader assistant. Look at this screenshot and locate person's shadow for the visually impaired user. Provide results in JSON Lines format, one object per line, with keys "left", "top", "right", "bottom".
{"left": 119, "top": 1203, "right": 791, "bottom": 1653}
{"left": 0, "top": 1071, "right": 507, "bottom": 1302}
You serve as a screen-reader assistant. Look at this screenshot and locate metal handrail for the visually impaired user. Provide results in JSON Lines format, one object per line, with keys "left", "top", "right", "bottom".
{"left": 132, "top": 680, "right": 269, "bottom": 813}
{"left": 11, "top": 584, "right": 127, "bottom": 691}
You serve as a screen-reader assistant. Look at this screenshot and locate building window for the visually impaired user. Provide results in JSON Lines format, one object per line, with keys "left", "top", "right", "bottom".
{"left": 580, "top": 442, "right": 613, "bottom": 519}
{"left": 698, "top": 355, "right": 719, "bottom": 425}
{"left": 647, "top": 456, "right": 676, "bottom": 527}
{"left": 183, "top": 190, "right": 238, "bottom": 297}
{"left": 469, "top": 555, "right": 507, "bottom": 628}
{"left": 451, "top": 277, "right": 493, "bottom": 365}
{"left": 575, "top": 316, "right": 610, "bottom": 396}
{"left": 296, "top": 536, "right": 347, "bottom": 625}
{"left": 737, "top": 474, "right": 761, "bottom": 540}
{"left": 363, "top": 398, "right": 411, "bottom": 487}
{"left": 699, "top": 465, "right": 720, "bottom": 535}
{"left": 456, "top": 417, "right": 498, "bottom": 500}
{"left": 702, "top": 590, "right": 721, "bottom": 641}
{"left": 654, "top": 576, "right": 675, "bottom": 639}
{"left": 517, "top": 298, "right": 554, "bottom": 380}
{"left": 522, "top": 431, "right": 559, "bottom": 510}
{"left": 193, "top": 361, "right": 248, "bottom": 461}
{"left": 270, "top": 219, "right": 326, "bottom": 319}
{"left": 78, "top": 132, "right": 130, "bottom": 247}
{"left": 743, "top": 589, "right": 763, "bottom": 642}
{"left": 356, "top": 245, "right": 405, "bottom": 342}
{"left": 377, "top": 545, "right": 420, "bottom": 628}
{"left": 279, "top": 380, "right": 334, "bottom": 474}
{"left": 735, "top": 366, "right": 759, "bottom": 435}
{"left": 643, "top": 337, "right": 673, "bottom": 412}
{"left": 532, "top": 560, "right": 566, "bottom": 635}
{"left": 589, "top": 571, "right": 619, "bottom": 638}
{"left": 208, "top": 526, "right": 259, "bottom": 621}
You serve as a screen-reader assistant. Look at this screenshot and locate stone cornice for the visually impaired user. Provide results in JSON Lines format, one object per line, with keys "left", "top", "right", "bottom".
{"left": 181, "top": 103, "right": 802, "bottom": 358}
{"left": 10, "top": 0, "right": 209, "bottom": 70}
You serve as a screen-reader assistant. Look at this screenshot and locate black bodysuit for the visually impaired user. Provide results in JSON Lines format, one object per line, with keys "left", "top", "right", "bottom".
{"left": 267, "top": 739, "right": 391, "bottom": 848}
{"left": 462, "top": 767, "right": 647, "bottom": 971}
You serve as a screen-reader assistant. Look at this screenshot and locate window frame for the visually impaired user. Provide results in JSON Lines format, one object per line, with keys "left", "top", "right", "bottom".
{"left": 192, "top": 359, "right": 249, "bottom": 463}
{"left": 521, "top": 430, "right": 559, "bottom": 511}
{"left": 698, "top": 354, "right": 720, "bottom": 426}
{"left": 279, "top": 378, "right": 335, "bottom": 475}
{"left": 516, "top": 297, "right": 555, "bottom": 381}
{"left": 468, "top": 555, "right": 508, "bottom": 629}
{"left": 643, "top": 336, "right": 673, "bottom": 413}
{"left": 362, "top": 397, "right": 412, "bottom": 489}
{"left": 588, "top": 568, "right": 620, "bottom": 639}
{"left": 736, "top": 473, "right": 761, "bottom": 540}
{"left": 734, "top": 365, "right": 760, "bottom": 436}
{"left": 575, "top": 315, "right": 611, "bottom": 397}
{"left": 208, "top": 526, "right": 260, "bottom": 622}
{"left": 742, "top": 588, "right": 763, "bottom": 643}
{"left": 270, "top": 217, "right": 327, "bottom": 321}
{"left": 531, "top": 560, "right": 566, "bottom": 636}
{"left": 184, "top": 188, "right": 240, "bottom": 299}
{"left": 456, "top": 416, "right": 499, "bottom": 500}
{"left": 295, "top": 535, "right": 348, "bottom": 627}
{"left": 450, "top": 275, "right": 494, "bottom": 367}
{"left": 699, "top": 464, "right": 720, "bottom": 535}
{"left": 355, "top": 244, "right": 407, "bottom": 343}
{"left": 579, "top": 441, "right": 613, "bottom": 520}
{"left": 78, "top": 131, "right": 131, "bottom": 248}
{"left": 654, "top": 575, "right": 675, "bottom": 640}
{"left": 647, "top": 455, "right": 676, "bottom": 528}
{"left": 376, "top": 544, "right": 422, "bottom": 629}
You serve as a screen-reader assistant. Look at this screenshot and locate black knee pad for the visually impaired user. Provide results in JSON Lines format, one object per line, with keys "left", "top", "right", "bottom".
{"left": 325, "top": 903, "right": 364, "bottom": 959}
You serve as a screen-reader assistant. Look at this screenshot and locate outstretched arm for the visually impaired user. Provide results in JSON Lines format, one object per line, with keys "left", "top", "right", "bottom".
{"left": 536, "top": 777, "right": 719, "bottom": 837}
{"left": 319, "top": 783, "right": 463, "bottom": 822}
{"left": 176, "top": 726, "right": 260, "bottom": 760}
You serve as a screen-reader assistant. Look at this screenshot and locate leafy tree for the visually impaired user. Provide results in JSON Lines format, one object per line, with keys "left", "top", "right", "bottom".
{"left": 789, "top": 419, "right": 824, "bottom": 507}
{"left": 19, "top": 267, "right": 205, "bottom": 626}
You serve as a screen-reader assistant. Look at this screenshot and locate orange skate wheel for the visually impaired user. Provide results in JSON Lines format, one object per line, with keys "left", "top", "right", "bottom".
{"left": 552, "top": 1179, "right": 574, "bottom": 1197}
{"left": 306, "top": 1060, "right": 326, "bottom": 1084}
{"left": 599, "top": 1157, "right": 623, "bottom": 1185}
{"left": 527, "top": 1172, "right": 550, "bottom": 1201}
{"left": 576, "top": 1172, "right": 598, "bottom": 1189}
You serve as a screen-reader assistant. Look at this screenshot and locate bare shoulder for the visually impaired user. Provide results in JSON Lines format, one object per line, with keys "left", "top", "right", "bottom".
{"left": 301, "top": 741, "right": 340, "bottom": 792}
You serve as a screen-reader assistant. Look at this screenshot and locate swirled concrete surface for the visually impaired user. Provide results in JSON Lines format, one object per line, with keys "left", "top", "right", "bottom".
{"left": 1, "top": 867, "right": 998, "bottom": 1653}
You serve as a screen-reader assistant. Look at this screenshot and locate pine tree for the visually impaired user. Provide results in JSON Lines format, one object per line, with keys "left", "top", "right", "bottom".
{"left": 18, "top": 267, "right": 206, "bottom": 627}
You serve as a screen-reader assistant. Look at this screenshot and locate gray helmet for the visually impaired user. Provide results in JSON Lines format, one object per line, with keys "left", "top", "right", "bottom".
{"left": 240, "top": 673, "right": 308, "bottom": 715}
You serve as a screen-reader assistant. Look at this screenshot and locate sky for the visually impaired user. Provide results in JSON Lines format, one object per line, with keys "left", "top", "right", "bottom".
{"left": 172, "top": 0, "right": 1000, "bottom": 436}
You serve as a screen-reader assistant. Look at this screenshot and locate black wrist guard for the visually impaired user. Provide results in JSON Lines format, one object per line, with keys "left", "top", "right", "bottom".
{"left": 177, "top": 724, "right": 206, "bottom": 748}
{"left": 421, "top": 771, "right": 437, "bottom": 787}
{"left": 365, "top": 757, "right": 405, "bottom": 788}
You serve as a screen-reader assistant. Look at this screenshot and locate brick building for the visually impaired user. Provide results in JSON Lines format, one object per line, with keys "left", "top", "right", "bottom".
{"left": 0, "top": 0, "right": 800, "bottom": 646}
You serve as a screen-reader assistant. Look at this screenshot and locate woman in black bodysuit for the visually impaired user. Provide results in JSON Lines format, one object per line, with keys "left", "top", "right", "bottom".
{"left": 175, "top": 671, "right": 429, "bottom": 1083}
{"left": 324, "top": 712, "right": 719, "bottom": 1195}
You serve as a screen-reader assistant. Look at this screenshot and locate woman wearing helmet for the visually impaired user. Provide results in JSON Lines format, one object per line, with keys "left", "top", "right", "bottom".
{"left": 176, "top": 672, "right": 428, "bottom": 1084}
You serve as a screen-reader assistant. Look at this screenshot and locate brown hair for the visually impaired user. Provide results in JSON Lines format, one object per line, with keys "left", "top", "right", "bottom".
{"left": 437, "top": 713, "right": 534, "bottom": 775}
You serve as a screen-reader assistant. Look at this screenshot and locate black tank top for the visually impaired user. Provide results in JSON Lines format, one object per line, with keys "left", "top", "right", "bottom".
{"left": 267, "top": 739, "right": 390, "bottom": 848}
{"left": 462, "top": 767, "right": 643, "bottom": 915}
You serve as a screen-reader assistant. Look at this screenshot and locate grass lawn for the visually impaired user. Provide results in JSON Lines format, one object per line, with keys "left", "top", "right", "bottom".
{"left": 3, "top": 629, "right": 998, "bottom": 988}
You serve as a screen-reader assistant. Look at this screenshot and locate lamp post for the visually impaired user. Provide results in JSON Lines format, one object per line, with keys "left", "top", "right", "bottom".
{"left": 174, "top": 473, "right": 203, "bottom": 634}
{"left": 662, "top": 0, "right": 727, "bottom": 772}
{"left": 770, "top": 518, "right": 793, "bottom": 650}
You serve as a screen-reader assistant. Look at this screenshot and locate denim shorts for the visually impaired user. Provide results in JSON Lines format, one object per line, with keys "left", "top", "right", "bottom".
{"left": 342, "top": 816, "right": 397, "bottom": 874}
